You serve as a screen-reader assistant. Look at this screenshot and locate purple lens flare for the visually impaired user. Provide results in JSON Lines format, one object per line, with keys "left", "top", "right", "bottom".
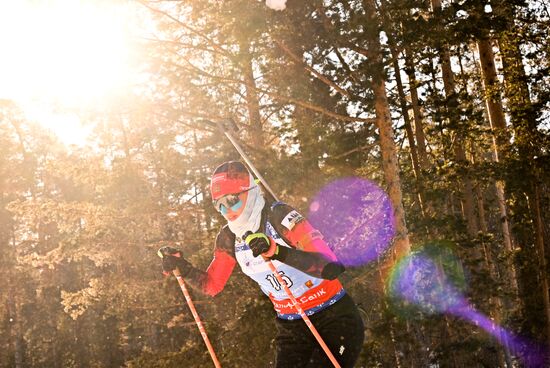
{"left": 389, "top": 253, "right": 466, "bottom": 315}
{"left": 388, "top": 243, "right": 467, "bottom": 315}
{"left": 307, "top": 177, "right": 395, "bottom": 267}
{"left": 459, "top": 308, "right": 548, "bottom": 367}
{"left": 388, "top": 245, "right": 548, "bottom": 367}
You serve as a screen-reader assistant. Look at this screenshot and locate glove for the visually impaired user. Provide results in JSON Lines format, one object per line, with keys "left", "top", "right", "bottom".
{"left": 157, "top": 246, "right": 192, "bottom": 276}
{"left": 321, "top": 262, "right": 346, "bottom": 280}
{"left": 244, "top": 232, "right": 278, "bottom": 258}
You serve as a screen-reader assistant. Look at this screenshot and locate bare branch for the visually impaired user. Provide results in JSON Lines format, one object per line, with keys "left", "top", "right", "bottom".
{"left": 274, "top": 40, "right": 352, "bottom": 98}
{"left": 333, "top": 47, "right": 361, "bottom": 84}
{"left": 140, "top": 36, "right": 231, "bottom": 58}
{"left": 136, "top": 0, "right": 236, "bottom": 62}
{"left": 330, "top": 141, "right": 377, "bottom": 160}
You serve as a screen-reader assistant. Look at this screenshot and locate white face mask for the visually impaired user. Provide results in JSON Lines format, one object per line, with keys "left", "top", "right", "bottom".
{"left": 227, "top": 174, "right": 265, "bottom": 239}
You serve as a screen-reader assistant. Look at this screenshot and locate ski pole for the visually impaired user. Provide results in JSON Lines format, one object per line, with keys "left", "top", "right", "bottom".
{"left": 158, "top": 253, "right": 222, "bottom": 368}
{"left": 206, "top": 119, "right": 342, "bottom": 368}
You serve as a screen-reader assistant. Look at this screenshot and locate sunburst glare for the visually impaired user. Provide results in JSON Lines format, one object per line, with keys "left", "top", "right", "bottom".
{"left": 0, "top": 0, "right": 144, "bottom": 145}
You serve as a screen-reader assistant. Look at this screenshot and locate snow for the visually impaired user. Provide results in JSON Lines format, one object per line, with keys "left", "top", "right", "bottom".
{"left": 266, "top": 0, "right": 286, "bottom": 11}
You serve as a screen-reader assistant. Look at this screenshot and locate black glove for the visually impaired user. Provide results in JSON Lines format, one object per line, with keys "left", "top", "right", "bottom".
{"left": 157, "top": 246, "right": 192, "bottom": 276}
{"left": 321, "top": 262, "right": 346, "bottom": 280}
{"left": 244, "top": 231, "right": 278, "bottom": 258}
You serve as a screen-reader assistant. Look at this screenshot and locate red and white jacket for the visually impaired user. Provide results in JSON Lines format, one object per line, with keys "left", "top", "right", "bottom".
{"left": 183, "top": 201, "right": 345, "bottom": 319}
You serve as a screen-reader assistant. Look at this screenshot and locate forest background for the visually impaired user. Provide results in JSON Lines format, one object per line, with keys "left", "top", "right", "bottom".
{"left": 1, "top": 0, "right": 549, "bottom": 367}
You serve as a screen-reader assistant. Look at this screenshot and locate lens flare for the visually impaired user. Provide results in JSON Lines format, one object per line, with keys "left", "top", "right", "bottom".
{"left": 387, "top": 242, "right": 467, "bottom": 316}
{"left": 387, "top": 243, "right": 548, "bottom": 367}
{"left": 307, "top": 177, "right": 394, "bottom": 267}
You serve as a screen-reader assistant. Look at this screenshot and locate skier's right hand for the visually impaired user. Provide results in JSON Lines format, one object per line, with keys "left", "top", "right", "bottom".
{"left": 157, "top": 246, "right": 192, "bottom": 276}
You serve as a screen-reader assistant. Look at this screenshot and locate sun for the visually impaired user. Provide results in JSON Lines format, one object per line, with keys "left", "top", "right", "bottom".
{"left": 0, "top": 0, "right": 144, "bottom": 145}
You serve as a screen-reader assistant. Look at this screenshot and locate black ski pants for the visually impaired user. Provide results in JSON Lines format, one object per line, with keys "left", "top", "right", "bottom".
{"left": 274, "top": 293, "right": 365, "bottom": 368}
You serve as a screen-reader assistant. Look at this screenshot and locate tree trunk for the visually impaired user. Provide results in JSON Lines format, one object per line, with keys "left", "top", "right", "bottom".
{"left": 476, "top": 36, "right": 518, "bottom": 292}
{"left": 531, "top": 184, "right": 550, "bottom": 349}
{"left": 387, "top": 35, "right": 426, "bottom": 216}
{"left": 476, "top": 38, "right": 508, "bottom": 149}
{"left": 497, "top": 3, "right": 550, "bottom": 349}
{"left": 8, "top": 291, "right": 24, "bottom": 368}
{"left": 453, "top": 144, "right": 478, "bottom": 237}
{"left": 241, "top": 47, "right": 264, "bottom": 147}
{"left": 404, "top": 49, "right": 430, "bottom": 171}
{"left": 377, "top": 266, "right": 403, "bottom": 368}
{"left": 431, "top": 0, "right": 478, "bottom": 237}
{"left": 364, "top": 0, "right": 410, "bottom": 263}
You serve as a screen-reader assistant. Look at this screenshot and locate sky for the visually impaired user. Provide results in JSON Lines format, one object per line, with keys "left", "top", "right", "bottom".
{"left": 0, "top": 1, "right": 145, "bottom": 146}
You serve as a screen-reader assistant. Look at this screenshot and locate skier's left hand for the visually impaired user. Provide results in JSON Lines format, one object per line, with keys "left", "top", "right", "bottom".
{"left": 244, "top": 232, "right": 278, "bottom": 258}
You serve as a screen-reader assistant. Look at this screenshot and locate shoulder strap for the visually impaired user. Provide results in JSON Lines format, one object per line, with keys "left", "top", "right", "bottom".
{"left": 266, "top": 201, "right": 295, "bottom": 248}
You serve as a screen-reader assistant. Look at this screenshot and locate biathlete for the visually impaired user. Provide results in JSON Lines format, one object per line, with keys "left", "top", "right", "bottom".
{"left": 158, "top": 161, "right": 364, "bottom": 367}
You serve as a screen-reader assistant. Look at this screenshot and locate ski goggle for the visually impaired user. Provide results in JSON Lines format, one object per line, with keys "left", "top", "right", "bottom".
{"left": 214, "top": 187, "right": 255, "bottom": 215}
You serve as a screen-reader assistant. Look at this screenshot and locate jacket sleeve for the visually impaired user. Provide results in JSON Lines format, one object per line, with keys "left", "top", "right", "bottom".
{"left": 181, "top": 226, "right": 237, "bottom": 296}
{"left": 270, "top": 203, "right": 344, "bottom": 280}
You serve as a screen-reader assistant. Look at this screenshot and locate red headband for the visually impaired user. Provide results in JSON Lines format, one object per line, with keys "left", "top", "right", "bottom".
{"left": 210, "top": 172, "right": 251, "bottom": 200}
